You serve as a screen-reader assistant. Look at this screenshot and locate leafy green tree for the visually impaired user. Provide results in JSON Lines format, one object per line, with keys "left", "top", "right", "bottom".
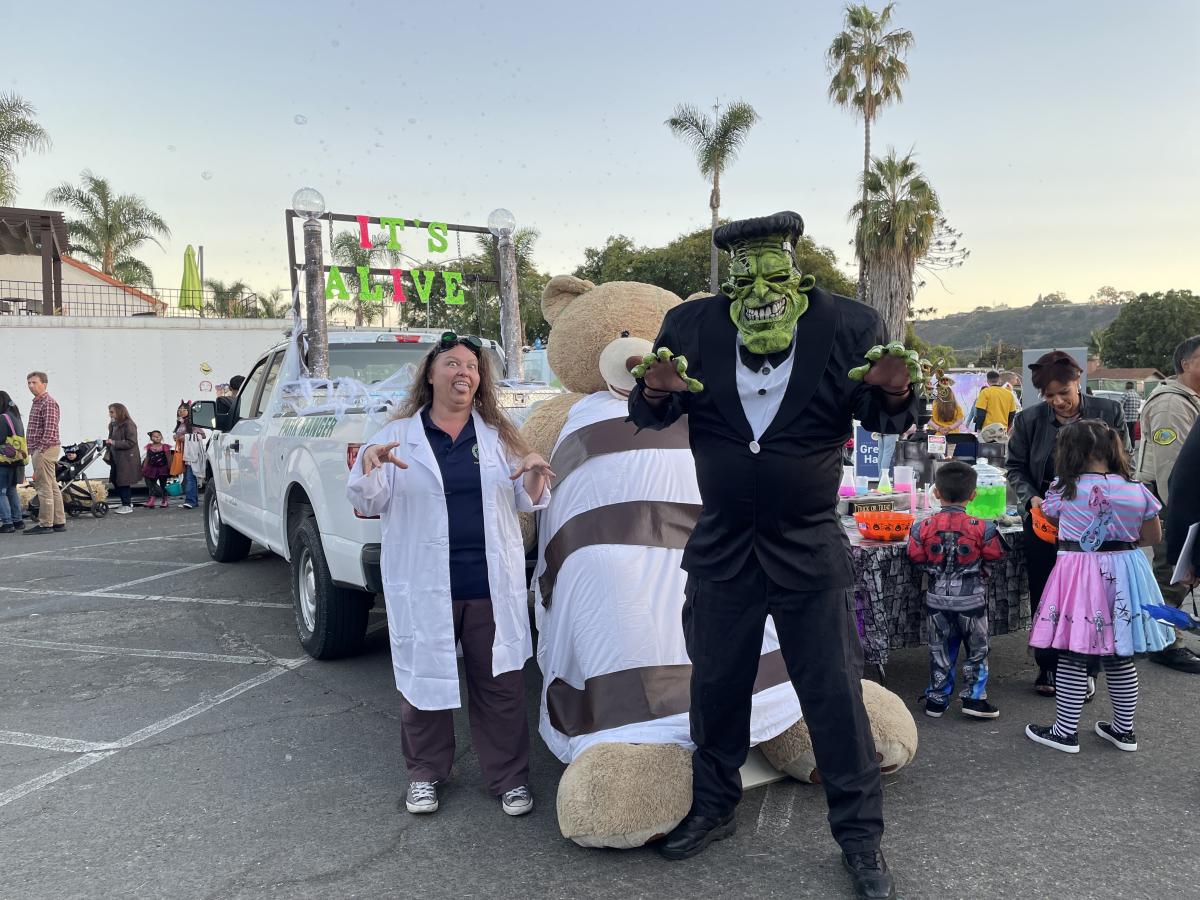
{"left": 666, "top": 100, "right": 760, "bottom": 293}
{"left": 45, "top": 170, "right": 169, "bottom": 288}
{"left": 973, "top": 339, "right": 1024, "bottom": 371}
{"left": 1101, "top": 290, "right": 1200, "bottom": 373}
{"left": 826, "top": 2, "right": 914, "bottom": 299}
{"left": 851, "top": 149, "right": 940, "bottom": 341}
{"left": 574, "top": 226, "right": 856, "bottom": 299}
{"left": 1032, "top": 291, "right": 1072, "bottom": 307}
{"left": 251, "top": 288, "right": 291, "bottom": 319}
{"left": 904, "top": 321, "right": 956, "bottom": 367}
{"left": 1089, "top": 285, "right": 1135, "bottom": 306}
{"left": 0, "top": 92, "right": 51, "bottom": 204}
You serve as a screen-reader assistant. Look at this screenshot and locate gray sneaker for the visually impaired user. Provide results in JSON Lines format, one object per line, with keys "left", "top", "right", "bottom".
{"left": 500, "top": 785, "right": 533, "bottom": 817}
{"left": 405, "top": 780, "right": 439, "bottom": 814}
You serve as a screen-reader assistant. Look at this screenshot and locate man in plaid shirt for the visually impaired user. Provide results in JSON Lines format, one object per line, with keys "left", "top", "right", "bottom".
{"left": 25, "top": 371, "right": 65, "bottom": 534}
{"left": 1121, "top": 380, "right": 1142, "bottom": 445}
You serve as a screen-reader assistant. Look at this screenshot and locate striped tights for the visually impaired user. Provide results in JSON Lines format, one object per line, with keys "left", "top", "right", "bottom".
{"left": 1051, "top": 656, "right": 1138, "bottom": 739}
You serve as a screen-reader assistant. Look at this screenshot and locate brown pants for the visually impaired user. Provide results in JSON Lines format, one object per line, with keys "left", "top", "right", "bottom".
{"left": 400, "top": 599, "right": 529, "bottom": 795}
{"left": 32, "top": 447, "right": 65, "bottom": 526}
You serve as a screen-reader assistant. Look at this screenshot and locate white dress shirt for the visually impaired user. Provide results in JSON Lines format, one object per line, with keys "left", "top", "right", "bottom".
{"left": 736, "top": 329, "right": 797, "bottom": 443}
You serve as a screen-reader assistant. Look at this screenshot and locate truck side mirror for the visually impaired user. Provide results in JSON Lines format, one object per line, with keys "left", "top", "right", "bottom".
{"left": 191, "top": 400, "right": 218, "bottom": 430}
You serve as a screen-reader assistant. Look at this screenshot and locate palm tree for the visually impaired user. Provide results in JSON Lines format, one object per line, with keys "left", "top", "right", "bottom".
{"left": 472, "top": 228, "right": 543, "bottom": 342}
{"left": 666, "top": 100, "right": 759, "bottom": 293}
{"left": 826, "top": 3, "right": 914, "bottom": 299}
{"left": 850, "top": 149, "right": 940, "bottom": 341}
{"left": 45, "top": 170, "right": 170, "bottom": 288}
{"left": 0, "top": 93, "right": 51, "bottom": 204}
{"left": 329, "top": 230, "right": 402, "bottom": 327}
{"left": 204, "top": 279, "right": 253, "bottom": 317}
{"left": 253, "top": 288, "right": 291, "bottom": 319}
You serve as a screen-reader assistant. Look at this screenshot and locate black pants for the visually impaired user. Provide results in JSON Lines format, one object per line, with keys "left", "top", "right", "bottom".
{"left": 683, "top": 556, "right": 883, "bottom": 853}
{"left": 145, "top": 474, "right": 169, "bottom": 499}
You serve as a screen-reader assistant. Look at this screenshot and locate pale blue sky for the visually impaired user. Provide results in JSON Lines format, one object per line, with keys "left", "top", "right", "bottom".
{"left": 7, "top": 0, "right": 1198, "bottom": 314}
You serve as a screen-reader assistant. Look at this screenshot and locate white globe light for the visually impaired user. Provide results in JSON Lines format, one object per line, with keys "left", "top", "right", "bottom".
{"left": 487, "top": 208, "right": 516, "bottom": 237}
{"left": 292, "top": 187, "right": 325, "bottom": 219}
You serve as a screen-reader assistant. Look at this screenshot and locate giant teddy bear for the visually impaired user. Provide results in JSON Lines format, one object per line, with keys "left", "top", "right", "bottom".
{"left": 520, "top": 276, "right": 918, "bottom": 849}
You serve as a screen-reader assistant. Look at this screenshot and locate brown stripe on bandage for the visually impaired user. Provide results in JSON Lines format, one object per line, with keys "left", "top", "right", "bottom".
{"left": 538, "top": 500, "right": 701, "bottom": 609}
{"left": 547, "top": 649, "right": 792, "bottom": 737}
{"left": 549, "top": 415, "right": 690, "bottom": 486}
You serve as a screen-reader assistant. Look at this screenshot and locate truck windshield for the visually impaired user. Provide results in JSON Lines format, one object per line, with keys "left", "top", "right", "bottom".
{"left": 328, "top": 344, "right": 504, "bottom": 387}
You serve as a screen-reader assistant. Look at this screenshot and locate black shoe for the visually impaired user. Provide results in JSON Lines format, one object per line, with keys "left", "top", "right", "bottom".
{"left": 23, "top": 525, "right": 54, "bottom": 535}
{"left": 1025, "top": 723, "right": 1079, "bottom": 754}
{"left": 1094, "top": 721, "right": 1138, "bottom": 752}
{"left": 1034, "top": 669, "right": 1056, "bottom": 696}
{"left": 961, "top": 698, "right": 1000, "bottom": 719}
{"left": 12, "top": 520, "right": 24, "bottom": 530}
{"left": 52, "top": 524, "right": 66, "bottom": 532}
{"left": 0, "top": 524, "right": 14, "bottom": 534}
{"left": 842, "top": 849, "right": 896, "bottom": 900}
{"left": 922, "top": 696, "right": 948, "bottom": 718}
{"left": 658, "top": 810, "right": 736, "bottom": 860}
{"left": 1149, "top": 647, "right": 1200, "bottom": 674}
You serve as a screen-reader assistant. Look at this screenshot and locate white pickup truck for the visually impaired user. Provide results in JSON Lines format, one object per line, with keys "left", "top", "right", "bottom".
{"left": 190, "top": 328, "right": 559, "bottom": 659}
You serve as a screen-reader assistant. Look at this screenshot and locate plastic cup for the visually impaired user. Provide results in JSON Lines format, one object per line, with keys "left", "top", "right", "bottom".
{"left": 894, "top": 466, "right": 914, "bottom": 490}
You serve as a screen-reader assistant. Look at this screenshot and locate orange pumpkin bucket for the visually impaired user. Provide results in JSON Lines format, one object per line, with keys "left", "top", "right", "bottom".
{"left": 1031, "top": 505, "right": 1058, "bottom": 544}
{"left": 853, "top": 511, "right": 915, "bottom": 542}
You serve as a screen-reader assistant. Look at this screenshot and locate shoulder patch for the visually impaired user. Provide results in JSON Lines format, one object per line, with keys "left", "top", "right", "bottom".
{"left": 1152, "top": 428, "right": 1178, "bottom": 446}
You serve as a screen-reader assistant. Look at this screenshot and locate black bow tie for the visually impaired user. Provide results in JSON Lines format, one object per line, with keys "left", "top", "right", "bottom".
{"left": 738, "top": 343, "right": 792, "bottom": 372}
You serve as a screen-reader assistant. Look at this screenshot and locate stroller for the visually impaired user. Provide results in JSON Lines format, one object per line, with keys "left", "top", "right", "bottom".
{"left": 26, "top": 439, "right": 110, "bottom": 519}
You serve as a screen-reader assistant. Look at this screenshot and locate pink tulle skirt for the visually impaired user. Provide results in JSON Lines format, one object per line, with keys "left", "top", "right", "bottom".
{"left": 1029, "top": 549, "right": 1173, "bottom": 657}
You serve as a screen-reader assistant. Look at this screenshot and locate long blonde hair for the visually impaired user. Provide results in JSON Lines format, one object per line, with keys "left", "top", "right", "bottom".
{"left": 393, "top": 346, "right": 530, "bottom": 459}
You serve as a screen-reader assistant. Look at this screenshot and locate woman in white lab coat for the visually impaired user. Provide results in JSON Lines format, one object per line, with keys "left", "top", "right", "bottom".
{"left": 347, "top": 333, "right": 552, "bottom": 818}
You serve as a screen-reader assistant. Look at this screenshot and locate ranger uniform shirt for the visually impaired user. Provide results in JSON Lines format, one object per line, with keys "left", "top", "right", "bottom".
{"left": 1136, "top": 379, "right": 1200, "bottom": 505}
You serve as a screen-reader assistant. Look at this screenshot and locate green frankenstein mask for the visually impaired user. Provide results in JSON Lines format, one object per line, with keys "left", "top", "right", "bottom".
{"left": 715, "top": 211, "right": 815, "bottom": 355}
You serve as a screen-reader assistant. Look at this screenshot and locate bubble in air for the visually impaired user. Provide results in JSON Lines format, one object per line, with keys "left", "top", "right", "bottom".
{"left": 166, "top": 145, "right": 176, "bottom": 152}
{"left": 294, "top": 114, "right": 308, "bottom": 125}
{"left": 201, "top": 170, "right": 214, "bottom": 180}
{"left": 407, "top": 117, "right": 416, "bottom": 124}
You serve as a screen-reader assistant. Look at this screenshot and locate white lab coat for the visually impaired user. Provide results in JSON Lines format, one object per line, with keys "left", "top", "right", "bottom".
{"left": 346, "top": 409, "right": 549, "bottom": 710}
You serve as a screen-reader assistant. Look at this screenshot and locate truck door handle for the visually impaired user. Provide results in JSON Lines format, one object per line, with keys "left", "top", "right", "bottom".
{"left": 229, "top": 440, "right": 241, "bottom": 453}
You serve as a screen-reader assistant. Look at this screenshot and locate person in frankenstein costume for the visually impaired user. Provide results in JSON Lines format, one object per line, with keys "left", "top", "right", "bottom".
{"left": 627, "top": 212, "right": 921, "bottom": 900}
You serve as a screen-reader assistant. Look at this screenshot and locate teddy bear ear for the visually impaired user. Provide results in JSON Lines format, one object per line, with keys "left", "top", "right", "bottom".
{"left": 541, "top": 275, "right": 595, "bottom": 326}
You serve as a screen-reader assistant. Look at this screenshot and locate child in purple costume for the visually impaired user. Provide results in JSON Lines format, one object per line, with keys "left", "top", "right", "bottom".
{"left": 1025, "top": 420, "right": 1171, "bottom": 755}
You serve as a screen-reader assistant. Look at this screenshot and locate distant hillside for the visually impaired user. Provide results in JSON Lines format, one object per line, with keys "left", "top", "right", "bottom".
{"left": 912, "top": 303, "right": 1121, "bottom": 353}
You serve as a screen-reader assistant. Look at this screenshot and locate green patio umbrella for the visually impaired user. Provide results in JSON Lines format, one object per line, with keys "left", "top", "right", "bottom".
{"left": 179, "top": 245, "right": 203, "bottom": 310}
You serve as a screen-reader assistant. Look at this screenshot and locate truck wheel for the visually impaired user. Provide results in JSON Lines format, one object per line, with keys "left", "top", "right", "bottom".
{"left": 204, "top": 481, "right": 251, "bottom": 562}
{"left": 290, "top": 516, "right": 370, "bottom": 659}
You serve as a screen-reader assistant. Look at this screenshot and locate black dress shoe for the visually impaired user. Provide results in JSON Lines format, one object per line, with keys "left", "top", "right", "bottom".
{"left": 658, "top": 810, "right": 736, "bottom": 860}
{"left": 1150, "top": 647, "right": 1200, "bottom": 674}
{"left": 843, "top": 849, "right": 896, "bottom": 900}
{"left": 23, "top": 525, "right": 54, "bottom": 536}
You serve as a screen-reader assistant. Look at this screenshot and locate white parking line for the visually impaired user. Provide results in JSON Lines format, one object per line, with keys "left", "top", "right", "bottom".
{"left": 17, "top": 557, "right": 190, "bottom": 567}
{"left": 0, "top": 751, "right": 119, "bottom": 808}
{"left": 0, "top": 585, "right": 290, "bottom": 609}
{"left": 4, "top": 534, "right": 193, "bottom": 561}
{"left": 0, "top": 731, "right": 115, "bottom": 753}
{"left": 0, "top": 636, "right": 271, "bottom": 665}
{"left": 0, "top": 624, "right": 386, "bottom": 808}
{"left": 0, "top": 662, "right": 307, "bottom": 809}
{"left": 95, "top": 562, "right": 217, "bottom": 593}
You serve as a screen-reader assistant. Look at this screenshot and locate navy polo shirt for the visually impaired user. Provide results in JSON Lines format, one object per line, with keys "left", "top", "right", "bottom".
{"left": 421, "top": 407, "right": 489, "bottom": 601}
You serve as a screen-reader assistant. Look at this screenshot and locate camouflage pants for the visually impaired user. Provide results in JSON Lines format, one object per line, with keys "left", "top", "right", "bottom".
{"left": 926, "top": 608, "right": 990, "bottom": 701}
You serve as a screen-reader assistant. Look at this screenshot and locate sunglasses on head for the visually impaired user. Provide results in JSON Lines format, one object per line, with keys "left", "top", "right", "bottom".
{"left": 436, "top": 331, "right": 483, "bottom": 355}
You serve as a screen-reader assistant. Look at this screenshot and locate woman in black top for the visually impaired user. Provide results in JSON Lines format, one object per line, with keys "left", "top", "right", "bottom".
{"left": 1006, "top": 351, "right": 1129, "bottom": 694}
{"left": 0, "top": 390, "right": 28, "bottom": 532}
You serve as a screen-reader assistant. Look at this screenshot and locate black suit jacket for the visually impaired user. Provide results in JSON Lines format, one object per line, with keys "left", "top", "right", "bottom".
{"left": 1005, "top": 394, "right": 1130, "bottom": 512}
{"left": 1166, "top": 423, "right": 1199, "bottom": 570}
{"left": 628, "top": 287, "right": 917, "bottom": 590}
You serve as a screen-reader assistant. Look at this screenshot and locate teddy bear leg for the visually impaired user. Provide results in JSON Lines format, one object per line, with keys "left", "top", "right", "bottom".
{"left": 556, "top": 742, "right": 693, "bottom": 849}
{"left": 758, "top": 681, "right": 919, "bottom": 783}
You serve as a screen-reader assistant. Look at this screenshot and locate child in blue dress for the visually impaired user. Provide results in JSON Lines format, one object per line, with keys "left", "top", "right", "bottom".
{"left": 1026, "top": 420, "right": 1172, "bottom": 754}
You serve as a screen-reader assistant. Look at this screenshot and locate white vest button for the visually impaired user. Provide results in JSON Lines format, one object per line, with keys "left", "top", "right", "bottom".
{"left": 749, "top": 440, "right": 760, "bottom": 454}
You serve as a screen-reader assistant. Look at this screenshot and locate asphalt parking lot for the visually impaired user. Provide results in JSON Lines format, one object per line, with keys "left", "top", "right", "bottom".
{"left": 2, "top": 511, "right": 1199, "bottom": 900}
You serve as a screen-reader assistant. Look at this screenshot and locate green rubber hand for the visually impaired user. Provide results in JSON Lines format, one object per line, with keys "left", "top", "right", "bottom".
{"left": 629, "top": 347, "right": 704, "bottom": 393}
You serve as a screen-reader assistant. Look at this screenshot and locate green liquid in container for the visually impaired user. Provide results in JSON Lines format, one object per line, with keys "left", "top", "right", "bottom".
{"left": 966, "top": 484, "right": 1007, "bottom": 519}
